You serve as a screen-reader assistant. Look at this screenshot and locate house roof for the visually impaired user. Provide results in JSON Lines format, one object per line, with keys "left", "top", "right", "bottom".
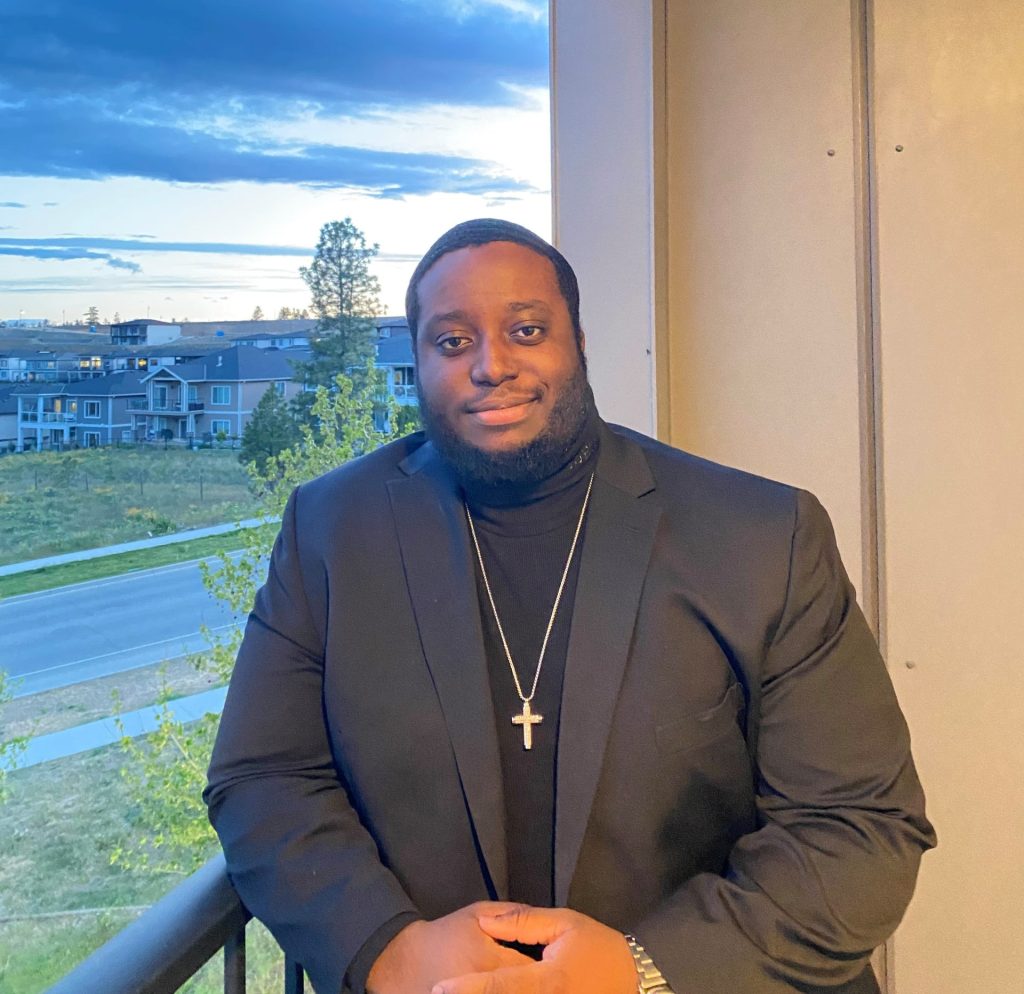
{"left": 375, "top": 334, "right": 414, "bottom": 366}
{"left": 11, "top": 371, "right": 146, "bottom": 397}
{"left": 68, "top": 371, "right": 147, "bottom": 396}
{"left": 145, "top": 344, "right": 310, "bottom": 383}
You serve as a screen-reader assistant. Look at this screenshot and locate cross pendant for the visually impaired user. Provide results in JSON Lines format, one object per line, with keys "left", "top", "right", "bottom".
{"left": 512, "top": 700, "right": 543, "bottom": 750}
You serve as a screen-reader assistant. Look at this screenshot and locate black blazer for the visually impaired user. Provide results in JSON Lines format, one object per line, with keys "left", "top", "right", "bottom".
{"left": 205, "top": 421, "right": 934, "bottom": 994}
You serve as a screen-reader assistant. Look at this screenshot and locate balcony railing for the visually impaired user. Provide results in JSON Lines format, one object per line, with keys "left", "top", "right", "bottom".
{"left": 127, "top": 400, "right": 204, "bottom": 413}
{"left": 45, "top": 854, "right": 305, "bottom": 994}
{"left": 19, "top": 411, "right": 77, "bottom": 423}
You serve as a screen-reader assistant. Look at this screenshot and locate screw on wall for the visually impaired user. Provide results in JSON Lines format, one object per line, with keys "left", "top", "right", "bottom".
{"left": 827, "top": 149, "right": 836, "bottom": 157}
{"left": 905, "top": 660, "right": 917, "bottom": 669}
{"left": 895, "top": 145, "right": 904, "bottom": 152}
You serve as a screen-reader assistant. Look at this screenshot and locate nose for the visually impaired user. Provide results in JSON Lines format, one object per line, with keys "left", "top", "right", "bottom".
{"left": 470, "top": 330, "right": 518, "bottom": 386}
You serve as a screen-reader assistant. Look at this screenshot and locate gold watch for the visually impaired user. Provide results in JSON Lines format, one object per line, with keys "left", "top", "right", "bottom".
{"left": 624, "top": 934, "right": 674, "bottom": 994}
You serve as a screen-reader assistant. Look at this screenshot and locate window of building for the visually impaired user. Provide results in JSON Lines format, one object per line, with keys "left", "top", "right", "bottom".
{"left": 83, "top": 400, "right": 101, "bottom": 418}
{"left": 210, "top": 419, "right": 231, "bottom": 435}
{"left": 273, "top": 380, "right": 286, "bottom": 396}
{"left": 211, "top": 385, "right": 231, "bottom": 405}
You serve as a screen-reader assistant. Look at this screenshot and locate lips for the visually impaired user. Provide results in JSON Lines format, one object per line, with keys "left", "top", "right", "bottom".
{"left": 465, "top": 396, "right": 538, "bottom": 427}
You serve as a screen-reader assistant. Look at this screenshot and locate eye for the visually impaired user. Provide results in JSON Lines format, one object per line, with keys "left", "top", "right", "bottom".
{"left": 437, "top": 334, "right": 471, "bottom": 353}
{"left": 512, "top": 324, "right": 545, "bottom": 341}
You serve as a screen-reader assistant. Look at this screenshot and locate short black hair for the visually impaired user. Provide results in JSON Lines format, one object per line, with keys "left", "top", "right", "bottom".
{"left": 404, "top": 218, "right": 582, "bottom": 346}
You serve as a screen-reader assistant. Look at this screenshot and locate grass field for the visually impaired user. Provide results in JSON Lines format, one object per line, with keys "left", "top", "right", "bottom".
{"left": 0, "top": 523, "right": 276, "bottom": 599}
{"left": 0, "top": 743, "right": 287, "bottom": 994}
{"left": 0, "top": 447, "right": 263, "bottom": 566}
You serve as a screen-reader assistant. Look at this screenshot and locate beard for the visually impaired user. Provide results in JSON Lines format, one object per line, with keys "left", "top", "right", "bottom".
{"left": 418, "top": 361, "right": 592, "bottom": 490}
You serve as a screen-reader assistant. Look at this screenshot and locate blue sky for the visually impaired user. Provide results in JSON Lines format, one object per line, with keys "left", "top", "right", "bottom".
{"left": 0, "top": 0, "right": 550, "bottom": 323}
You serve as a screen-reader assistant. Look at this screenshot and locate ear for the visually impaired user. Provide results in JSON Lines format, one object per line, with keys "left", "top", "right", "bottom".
{"left": 579, "top": 328, "right": 586, "bottom": 354}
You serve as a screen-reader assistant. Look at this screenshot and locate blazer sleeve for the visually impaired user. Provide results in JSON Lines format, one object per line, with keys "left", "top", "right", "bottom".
{"left": 632, "top": 489, "right": 936, "bottom": 992}
{"left": 203, "top": 487, "right": 419, "bottom": 994}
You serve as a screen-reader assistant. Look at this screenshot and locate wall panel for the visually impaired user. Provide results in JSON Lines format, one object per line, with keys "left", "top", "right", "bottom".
{"left": 663, "top": 0, "right": 867, "bottom": 587}
{"left": 872, "top": 2, "right": 1024, "bottom": 990}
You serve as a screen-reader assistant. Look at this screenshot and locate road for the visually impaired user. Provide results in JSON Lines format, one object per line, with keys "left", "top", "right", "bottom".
{"left": 0, "top": 555, "right": 264, "bottom": 697}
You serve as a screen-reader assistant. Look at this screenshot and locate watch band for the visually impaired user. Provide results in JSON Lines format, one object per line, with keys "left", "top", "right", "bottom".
{"left": 624, "top": 934, "right": 675, "bottom": 994}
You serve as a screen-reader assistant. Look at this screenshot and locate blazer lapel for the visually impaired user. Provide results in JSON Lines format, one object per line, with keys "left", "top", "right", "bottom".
{"left": 387, "top": 444, "right": 508, "bottom": 899}
{"left": 555, "top": 426, "right": 662, "bottom": 904}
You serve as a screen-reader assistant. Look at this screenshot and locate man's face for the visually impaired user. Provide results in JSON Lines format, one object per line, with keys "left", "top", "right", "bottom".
{"left": 414, "top": 240, "right": 588, "bottom": 486}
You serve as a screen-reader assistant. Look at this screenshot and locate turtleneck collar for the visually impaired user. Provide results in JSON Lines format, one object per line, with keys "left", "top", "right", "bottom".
{"left": 460, "top": 399, "right": 601, "bottom": 536}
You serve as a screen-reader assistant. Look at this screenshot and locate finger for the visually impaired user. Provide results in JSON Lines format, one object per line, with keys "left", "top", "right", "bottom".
{"left": 432, "top": 961, "right": 549, "bottom": 994}
{"left": 466, "top": 900, "right": 526, "bottom": 918}
{"left": 475, "top": 905, "right": 576, "bottom": 946}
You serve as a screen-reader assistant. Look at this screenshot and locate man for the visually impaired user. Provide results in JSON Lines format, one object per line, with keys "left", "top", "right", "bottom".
{"left": 205, "top": 219, "right": 935, "bottom": 994}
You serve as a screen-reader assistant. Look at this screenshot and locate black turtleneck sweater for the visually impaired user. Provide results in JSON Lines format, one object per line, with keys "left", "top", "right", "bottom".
{"left": 346, "top": 405, "right": 601, "bottom": 994}
{"left": 463, "top": 410, "right": 600, "bottom": 907}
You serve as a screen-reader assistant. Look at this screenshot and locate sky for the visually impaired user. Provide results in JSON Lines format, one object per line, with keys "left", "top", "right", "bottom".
{"left": 0, "top": 0, "right": 551, "bottom": 324}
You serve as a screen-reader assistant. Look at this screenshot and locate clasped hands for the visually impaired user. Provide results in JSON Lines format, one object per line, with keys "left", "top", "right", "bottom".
{"left": 366, "top": 902, "right": 637, "bottom": 994}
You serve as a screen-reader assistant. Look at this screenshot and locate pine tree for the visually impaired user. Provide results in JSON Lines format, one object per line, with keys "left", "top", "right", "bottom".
{"left": 296, "top": 220, "right": 382, "bottom": 419}
{"left": 239, "top": 385, "right": 299, "bottom": 473}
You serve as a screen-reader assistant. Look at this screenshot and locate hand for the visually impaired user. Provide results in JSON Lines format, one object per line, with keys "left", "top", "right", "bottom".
{"left": 366, "top": 903, "right": 532, "bottom": 994}
{"left": 431, "top": 904, "right": 638, "bottom": 994}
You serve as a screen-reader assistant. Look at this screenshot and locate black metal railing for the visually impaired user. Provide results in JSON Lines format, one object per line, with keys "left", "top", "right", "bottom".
{"left": 45, "top": 853, "right": 305, "bottom": 994}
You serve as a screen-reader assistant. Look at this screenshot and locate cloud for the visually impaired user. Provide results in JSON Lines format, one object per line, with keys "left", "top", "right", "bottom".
{"left": 0, "top": 101, "right": 534, "bottom": 195}
{"left": 0, "top": 1, "right": 546, "bottom": 114}
{"left": 0, "top": 2, "right": 547, "bottom": 191}
{"left": 0, "top": 201, "right": 27, "bottom": 208}
{"left": 0, "top": 244, "right": 141, "bottom": 272}
{"left": 1, "top": 236, "right": 310, "bottom": 257}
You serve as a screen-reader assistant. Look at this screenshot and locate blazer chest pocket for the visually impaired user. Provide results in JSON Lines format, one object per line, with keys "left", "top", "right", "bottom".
{"left": 655, "top": 682, "right": 745, "bottom": 755}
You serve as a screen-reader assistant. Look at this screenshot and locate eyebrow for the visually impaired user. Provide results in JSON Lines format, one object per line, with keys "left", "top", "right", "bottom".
{"left": 507, "top": 299, "right": 551, "bottom": 313}
{"left": 424, "top": 300, "right": 552, "bottom": 332}
{"left": 426, "top": 309, "right": 472, "bottom": 329}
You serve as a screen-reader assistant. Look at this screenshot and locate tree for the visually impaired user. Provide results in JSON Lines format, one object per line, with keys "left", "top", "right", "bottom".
{"left": 296, "top": 220, "right": 381, "bottom": 412}
{"left": 114, "top": 371, "right": 397, "bottom": 873}
{"left": 84, "top": 305, "right": 100, "bottom": 325}
{"left": 113, "top": 311, "right": 122, "bottom": 324}
{"left": 239, "top": 385, "right": 300, "bottom": 473}
{"left": 252, "top": 305, "right": 264, "bottom": 321}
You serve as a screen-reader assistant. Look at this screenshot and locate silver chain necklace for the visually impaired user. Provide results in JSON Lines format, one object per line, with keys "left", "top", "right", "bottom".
{"left": 464, "top": 472, "right": 595, "bottom": 750}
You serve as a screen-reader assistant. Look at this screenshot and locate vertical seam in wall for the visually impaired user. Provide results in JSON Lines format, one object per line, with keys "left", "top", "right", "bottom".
{"left": 853, "top": 2, "right": 894, "bottom": 991}
{"left": 548, "top": 0, "right": 561, "bottom": 247}
{"left": 852, "top": 0, "right": 882, "bottom": 640}
{"left": 651, "top": 0, "right": 670, "bottom": 442}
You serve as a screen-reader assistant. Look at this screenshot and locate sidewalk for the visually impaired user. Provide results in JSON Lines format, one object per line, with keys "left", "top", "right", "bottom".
{"left": 18, "top": 686, "right": 229, "bottom": 769}
{"left": 0, "top": 518, "right": 274, "bottom": 578}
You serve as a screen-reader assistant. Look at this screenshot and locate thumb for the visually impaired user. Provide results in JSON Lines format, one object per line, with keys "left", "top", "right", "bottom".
{"left": 476, "top": 905, "right": 574, "bottom": 946}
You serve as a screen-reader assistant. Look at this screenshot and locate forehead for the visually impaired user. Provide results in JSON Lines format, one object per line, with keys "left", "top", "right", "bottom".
{"left": 416, "top": 241, "right": 562, "bottom": 314}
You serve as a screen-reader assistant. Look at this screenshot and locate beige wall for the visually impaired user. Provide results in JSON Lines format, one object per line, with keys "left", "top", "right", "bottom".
{"left": 660, "top": 0, "right": 869, "bottom": 599}
{"left": 872, "top": 2, "right": 1024, "bottom": 990}
{"left": 552, "top": 1, "right": 1023, "bottom": 991}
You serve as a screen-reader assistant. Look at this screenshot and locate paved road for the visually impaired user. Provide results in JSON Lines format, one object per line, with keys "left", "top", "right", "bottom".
{"left": 0, "top": 555, "right": 264, "bottom": 697}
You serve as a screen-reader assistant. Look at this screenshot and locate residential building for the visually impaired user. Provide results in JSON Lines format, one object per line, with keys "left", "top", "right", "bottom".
{"left": 374, "top": 331, "right": 417, "bottom": 407}
{"left": 133, "top": 344, "right": 308, "bottom": 441}
{"left": 0, "top": 385, "right": 17, "bottom": 448}
{"left": 109, "top": 318, "right": 181, "bottom": 347}
{"left": 14, "top": 371, "right": 146, "bottom": 451}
